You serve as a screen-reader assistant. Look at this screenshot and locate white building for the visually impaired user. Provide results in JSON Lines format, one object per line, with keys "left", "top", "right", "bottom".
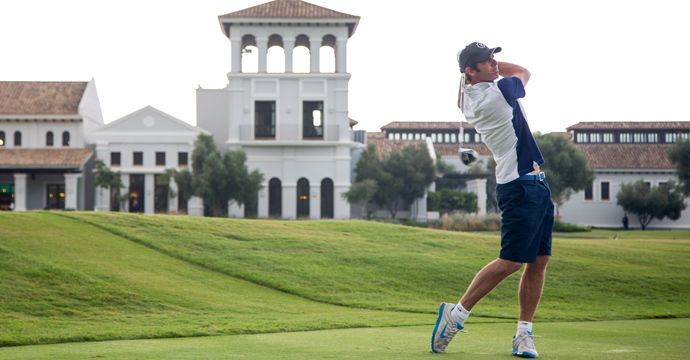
{"left": 197, "top": 0, "right": 363, "bottom": 219}
{"left": 559, "top": 122, "right": 690, "bottom": 229}
{"left": 0, "top": 80, "right": 103, "bottom": 211}
{"left": 89, "top": 106, "right": 208, "bottom": 215}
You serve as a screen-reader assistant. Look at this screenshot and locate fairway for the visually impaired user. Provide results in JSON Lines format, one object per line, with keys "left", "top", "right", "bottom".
{"left": 1, "top": 212, "right": 689, "bottom": 358}
{"left": 1, "top": 319, "right": 688, "bottom": 359}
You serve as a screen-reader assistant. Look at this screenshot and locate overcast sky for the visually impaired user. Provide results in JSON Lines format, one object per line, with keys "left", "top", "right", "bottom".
{"left": 1, "top": 0, "right": 688, "bottom": 134}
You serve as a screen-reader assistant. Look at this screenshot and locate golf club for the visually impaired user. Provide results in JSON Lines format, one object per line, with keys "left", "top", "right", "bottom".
{"left": 459, "top": 73, "right": 479, "bottom": 166}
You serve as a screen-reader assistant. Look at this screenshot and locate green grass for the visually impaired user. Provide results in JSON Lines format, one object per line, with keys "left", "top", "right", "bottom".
{"left": 1, "top": 211, "right": 690, "bottom": 350}
{"left": 1, "top": 319, "right": 688, "bottom": 359}
{"left": 554, "top": 228, "right": 690, "bottom": 240}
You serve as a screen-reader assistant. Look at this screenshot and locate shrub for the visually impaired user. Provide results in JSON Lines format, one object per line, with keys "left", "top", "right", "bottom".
{"left": 430, "top": 213, "right": 502, "bottom": 232}
{"left": 553, "top": 218, "right": 591, "bottom": 232}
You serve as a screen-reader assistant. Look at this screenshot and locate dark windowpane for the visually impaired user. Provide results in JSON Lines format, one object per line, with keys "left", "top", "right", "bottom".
{"left": 46, "top": 132, "right": 54, "bottom": 146}
{"left": 601, "top": 181, "right": 610, "bottom": 201}
{"left": 47, "top": 184, "right": 65, "bottom": 209}
{"left": 133, "top": 152, "right": 143, "bottom": 166}
{"left": 297, "top": 178, "right": 309, "bottom": 218}
{"left": 14, "top": 131, "right": 21, "bottom": 146}
{"left": 303, "top": 101, "right": 324, "bottom": 138}
{"left": 584, "top": 183, "right": 593, "bottom": 200}
{"left": 269, "top": 178, "right": 282, "bottom": 217}
{"left": 255, "top": 101, "right": 276, "bottom": 138}
{"left": 111, "top": 152, "right": 121, "bottom": 166}
{"left": 156, "top": 152, "right": 165, "bottom": 166}
{"left": 62, "top": 131, "right": 70, "bottom": 146}
{"left": 0, "top": 131, "right": 5, "bottom": 146}
{"left": 178, "top": 152, "right": 188, "bottom": 166}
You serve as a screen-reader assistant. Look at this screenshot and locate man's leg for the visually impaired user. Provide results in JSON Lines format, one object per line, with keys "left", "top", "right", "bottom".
{"left": 518, "top": 255, "right": 550, "bottom": 322}
{"left": 461, "top": 258, "right": 523, "bottom": 310}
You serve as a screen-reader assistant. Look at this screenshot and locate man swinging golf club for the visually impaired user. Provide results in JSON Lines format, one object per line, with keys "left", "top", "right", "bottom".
{"left": 431, "top": 42, "right": 555, "bottom": 358}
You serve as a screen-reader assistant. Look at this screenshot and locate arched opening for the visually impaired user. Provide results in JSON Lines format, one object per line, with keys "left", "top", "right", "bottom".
{"left": 293, "top": 34, "right": 310, "bottom": 73}
{"left": 320, "top": 178, "right": 334, "bottom": 219}
{"left": 46, "top": 131, "right": 54, "bottom": 146}
{"left": 62, "top": 131, "right": 70, "bottom": 146}
{"left": 297, "top": 178, "right": 310, "bottom": 218}
{"left": 267, "top": 34, "right": 285, "bottom": 73}
{"left": 320, "top": 35, "right": 336, "bottom": 73}
{"left": 241, "top": 34, "right": 258, "bottom": 73}
{"left": 269, "top": 178, "right": 282, "bottom": 218}
{"left": 0, "top": 131, "right": 5, "bottom": 146}
{"left": 14, "top": 131, "right": 21, "bottom": 146}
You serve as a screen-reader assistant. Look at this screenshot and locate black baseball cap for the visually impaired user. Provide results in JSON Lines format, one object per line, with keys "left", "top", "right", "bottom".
{"left": 457, "top": 42, "right": 502, "bottom": 73}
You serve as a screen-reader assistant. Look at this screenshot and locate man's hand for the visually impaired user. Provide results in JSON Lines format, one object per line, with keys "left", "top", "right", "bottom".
{"left": 498, "top": 62, "right": 531, "bottom": 86}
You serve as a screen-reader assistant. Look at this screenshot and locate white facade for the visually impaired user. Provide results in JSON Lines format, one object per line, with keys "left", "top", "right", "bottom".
{"left": 559, "top": 170, "right": 689, "bottom": 229}
{"left": 198, "top": 5, "right": 361, "bottom": 219}
{"left": 89, "top": 106, "right": 208, "bottom": 215}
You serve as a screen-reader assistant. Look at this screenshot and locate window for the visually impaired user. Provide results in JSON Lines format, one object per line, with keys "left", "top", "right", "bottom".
{"left": 320, "top": 178, "right": 334, "bottom": 219}
{"left": 590, "top": 133, "right": 601, "bottom": 143}
{"left": 421, "top": 133, "right": 427, "bottom": 140}
{"left": 156, "top": 152, "right": 166, "bottom": 166}
{"left": 601, "top": 181, "right": 610, "bottom": 201}
{"left": 665, "top": 133, "right": 677, "bottom": 143}
{"left": 474, "top": 133, "right": 482, "bottom": 143}
{"left": 451, "top": 133, "right": 457, "bottom": 143}
{"left": 303, "top": 101, "right": 324, "bottom": 138}
{"left": 46, "top": 131, "right": 54, "bottom": 146}
{"left": 438, "top": 133, "right": 444, "bottom": 143}
{"left": 584, "top": 183, "right": 593, "bottom": 201}
{"left": 14, "top": 131, "right": 21, "bottom": 146}
{"left": 297, "top": 178, "right": 310, "bottom": 218}
{"left": 388, "top": 133, "right": 394, "bottom": 140}
{"left": 634, "top": 133, "right": 646, "bottom": 143}
{"left": 133, "top": 152, "right": 143, "bottom": 166}
{"left": 401, "top": 133, "right": 407, "bottom": 140}
{"left": 464, "top": 133, "right": 471, "bottom": 143}
{"left": 269, "top": 178, "right": 282, "bottom": 217}
{"left": 178, "top": 152, "right": 188, "bottom": 166}
{"left": 431, "top": 134, "right": 437, "bottom": 142}
{"left": 46, "top": 184, "right": 65, "bottom": 210}
{"left": 62, "top": 131, "right": 70, "bottom": 146}
{"left": 577, "top": 133, "right": 588, "bottom": 143}
{"left": 255, "top": 101, "right": 276, "bottom": 138}
{"left": 444, "top": 133, "right": 450, "bottom": 143}
{"left": 648, "top": 133, "right": 658, "bottom": 143}
{"left": 409, "top": 133, "right": 414, "bottom": 140}
{"left": 394, "top": 133, "right": 400, "bottom": 140}
{"left": 603, "top": 133, "right": 614, "bottom": 143}
{"left": 414, "top": 133, "right": 421, "bottom": 140}
{"left": 0, "top": 131, "right": 4, "bottom": 146}
{"left": 111, "top": 152, "right": 121, "bottom": 166}
{"left": 620, "top": 133, "right": 632, "bottom": 143}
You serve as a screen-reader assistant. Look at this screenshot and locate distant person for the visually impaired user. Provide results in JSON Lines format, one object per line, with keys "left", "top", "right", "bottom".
{"left": 622, "top": 212, "right": 631, "bottom": 230}
{"left": 132, "top": 198, "right": 140, "bottom": 213}
{"left": 431, "top": 42, "right": 553, "bottom": 358}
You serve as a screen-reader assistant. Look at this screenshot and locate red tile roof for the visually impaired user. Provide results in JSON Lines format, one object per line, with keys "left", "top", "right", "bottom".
{"left": 575, "top": 144, "right": 675, "bottom": 170}
{"left": 0, "top": 148, "right": 94, "bottom": 169}
{"left": 220, "top": 0, "right": 359, "bottom": 19}
{"left": 366, "top": 136, "right": 426, "bottom": 159}
{"left": 381, "top": 121, "right": 475, "bottom": 131}
{"left": 567, "top": 122, "right": 690, "bottom": 130}
{"left": 0, "top": 81, "right": 87, "bottom": 116}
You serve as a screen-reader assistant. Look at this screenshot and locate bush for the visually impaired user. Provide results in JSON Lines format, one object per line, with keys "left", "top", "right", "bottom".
{"left": 553, "top": 218, "right": 591, "bottom": 232}
{"left": 430, "top": 213, "right": 502, "bottom": 232}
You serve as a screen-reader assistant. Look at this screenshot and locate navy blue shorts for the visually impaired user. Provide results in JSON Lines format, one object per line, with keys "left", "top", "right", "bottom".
{"left": 496, "top": 177, "right": 554, "bottom": 263}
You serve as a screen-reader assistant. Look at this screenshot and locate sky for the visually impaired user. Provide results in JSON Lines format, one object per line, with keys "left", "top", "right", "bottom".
{"left": 1, "top": 0, "right": 688, "bottom": 134}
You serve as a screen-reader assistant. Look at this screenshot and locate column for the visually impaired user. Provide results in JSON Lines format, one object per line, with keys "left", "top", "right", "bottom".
{"left": 258, "top": 186, "right": 269, "bottom": 218}
{"left": 284, "top": 38, "right": 295, "bottom": 73}
{"left": 64, "top": 173, "right": 79, "bottom": 210}
{"left": 310, "top": 186, "right": 320, "bottom": 219}
{"left": 257, "top": 38, "right": 268, "bottom": 73}
{"left": 309, "top": 39, "right": 320, "bottom": 73}
{"left": 336, "top": 38, "right": 347, "bottom": 73}
{"left": 231, "top": 36, "right": 242, "bottom": 73}
{"left": 466, "top": 178, "right": 487, "bottom": 215}
{"left": 13, "top": 173, "right": 27, "bottom": 212}
{"left": 145, "top": 174, "right": 154, "bottom": 214}
{"left": 283, "top": 183, "right": 297, "bottom": 220}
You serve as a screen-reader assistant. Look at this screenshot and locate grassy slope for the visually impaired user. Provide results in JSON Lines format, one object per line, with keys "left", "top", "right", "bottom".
{"left": 59, "top": 212, "right": 690, "bottom": 320}
{"left": 1, "top": 212, "right": 689, "bottom": 347}
{"left": 0, "top": 212, "right": 428, "bottom": 347}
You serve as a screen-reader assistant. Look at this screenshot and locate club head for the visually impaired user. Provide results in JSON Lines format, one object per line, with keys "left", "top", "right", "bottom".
{"left": 459, "top": 148, "right": 479, "bottom": 166}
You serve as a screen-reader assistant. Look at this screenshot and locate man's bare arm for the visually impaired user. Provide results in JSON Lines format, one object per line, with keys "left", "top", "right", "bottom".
{"left": 498, "top": 62, "right": 531, "bottom": 86}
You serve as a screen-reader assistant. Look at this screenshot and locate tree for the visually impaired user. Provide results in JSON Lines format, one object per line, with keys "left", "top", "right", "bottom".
{"left": 535, "top": 133, "right": 595, "bottom": 216}
{"left": 165, "top": 167, "right": 194, "bottom": 204}
{"left": 427, "top": 188, "right": 478, "bottom": 213}
{"left": 93, "top": 159, "right": 125, "bottom": 211}
{"left": 189, "top": 134, "right": 265, "bottom": 217}
{"left": 616, "top": 179, "right": 687, "bottom": 230}
{"left": 435, "top": 156, "right": 465, "bottom": 191}
{"left": 668, "top": 138, "right": 690, "bottom": 196}
{"left": 341, "top": 179, "right": 378, "bottom": 219}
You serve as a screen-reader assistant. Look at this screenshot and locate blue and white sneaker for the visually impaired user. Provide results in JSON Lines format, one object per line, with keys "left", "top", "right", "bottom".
{"left": 512, "top": 331, "right": 540, "bottom": 358}
{"left": 431, "top": 303, "right": 466, "bottom": 353}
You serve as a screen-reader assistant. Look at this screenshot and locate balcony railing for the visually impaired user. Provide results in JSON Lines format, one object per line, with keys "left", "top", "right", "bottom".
{"left": 237, "top": 124, "right": 341, "bottom": 141}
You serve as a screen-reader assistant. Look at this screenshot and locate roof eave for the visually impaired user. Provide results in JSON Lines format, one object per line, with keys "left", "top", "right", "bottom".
{"left": 218, "top": 16, "right": 360, "bottom": 38}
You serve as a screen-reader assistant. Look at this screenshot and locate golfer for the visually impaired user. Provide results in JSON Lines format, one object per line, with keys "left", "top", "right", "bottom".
{"left": 431, "top": 42, "right": 554, "bottom": 358}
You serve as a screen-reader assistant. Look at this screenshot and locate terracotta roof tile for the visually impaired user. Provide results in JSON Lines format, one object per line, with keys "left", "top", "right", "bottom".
{"left": 0, "top": 148, "right": 94, "bottom": 168}
{"left": 0, "top": 81, "right": 87, "bottom": 116}
{"left": 575, "top": 144, "right": 675, "bottom": 169}
{"left": 381, "top": 121, "right": 475, "bottom": 131}
{"left": 220, "top": 0, "right": 359, "bottom": 19}
{"left": 567, "top": 122, "right": 690, "bottom": 131}
{"left": 366, "top": 136, "right": 426, "bottom": 159}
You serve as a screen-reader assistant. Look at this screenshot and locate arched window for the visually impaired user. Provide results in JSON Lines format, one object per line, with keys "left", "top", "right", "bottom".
{"left": 241, "top": 34, "right": 258, "bottom": 73}
{"left": 267, "top": 34, "right": 285, "bottom": 73}
{"left": 46, "top": 131, "right": 54, "bottom": 146}
{"left": 321, "top": 178, "right": 334, "bottom": 219}
{"left": 297, "top": 178, "right": 310, "bottom": 218}
{"left": 14, "top": 131, "right": 21, "bottom": 146}
{"left": 0, "top": 131, "right": 5, "bottom": 146}
{"left": 320, "top": 35, "right": 336, "bottom": 73}
{"left": 62, "top": 131, "right": 70, "bottom": 146}
{"left": 293, "top": 34, "right": 310, "bottom": 73}
{"left": 269, "top": 178, "right": 282, "bottom": 218}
